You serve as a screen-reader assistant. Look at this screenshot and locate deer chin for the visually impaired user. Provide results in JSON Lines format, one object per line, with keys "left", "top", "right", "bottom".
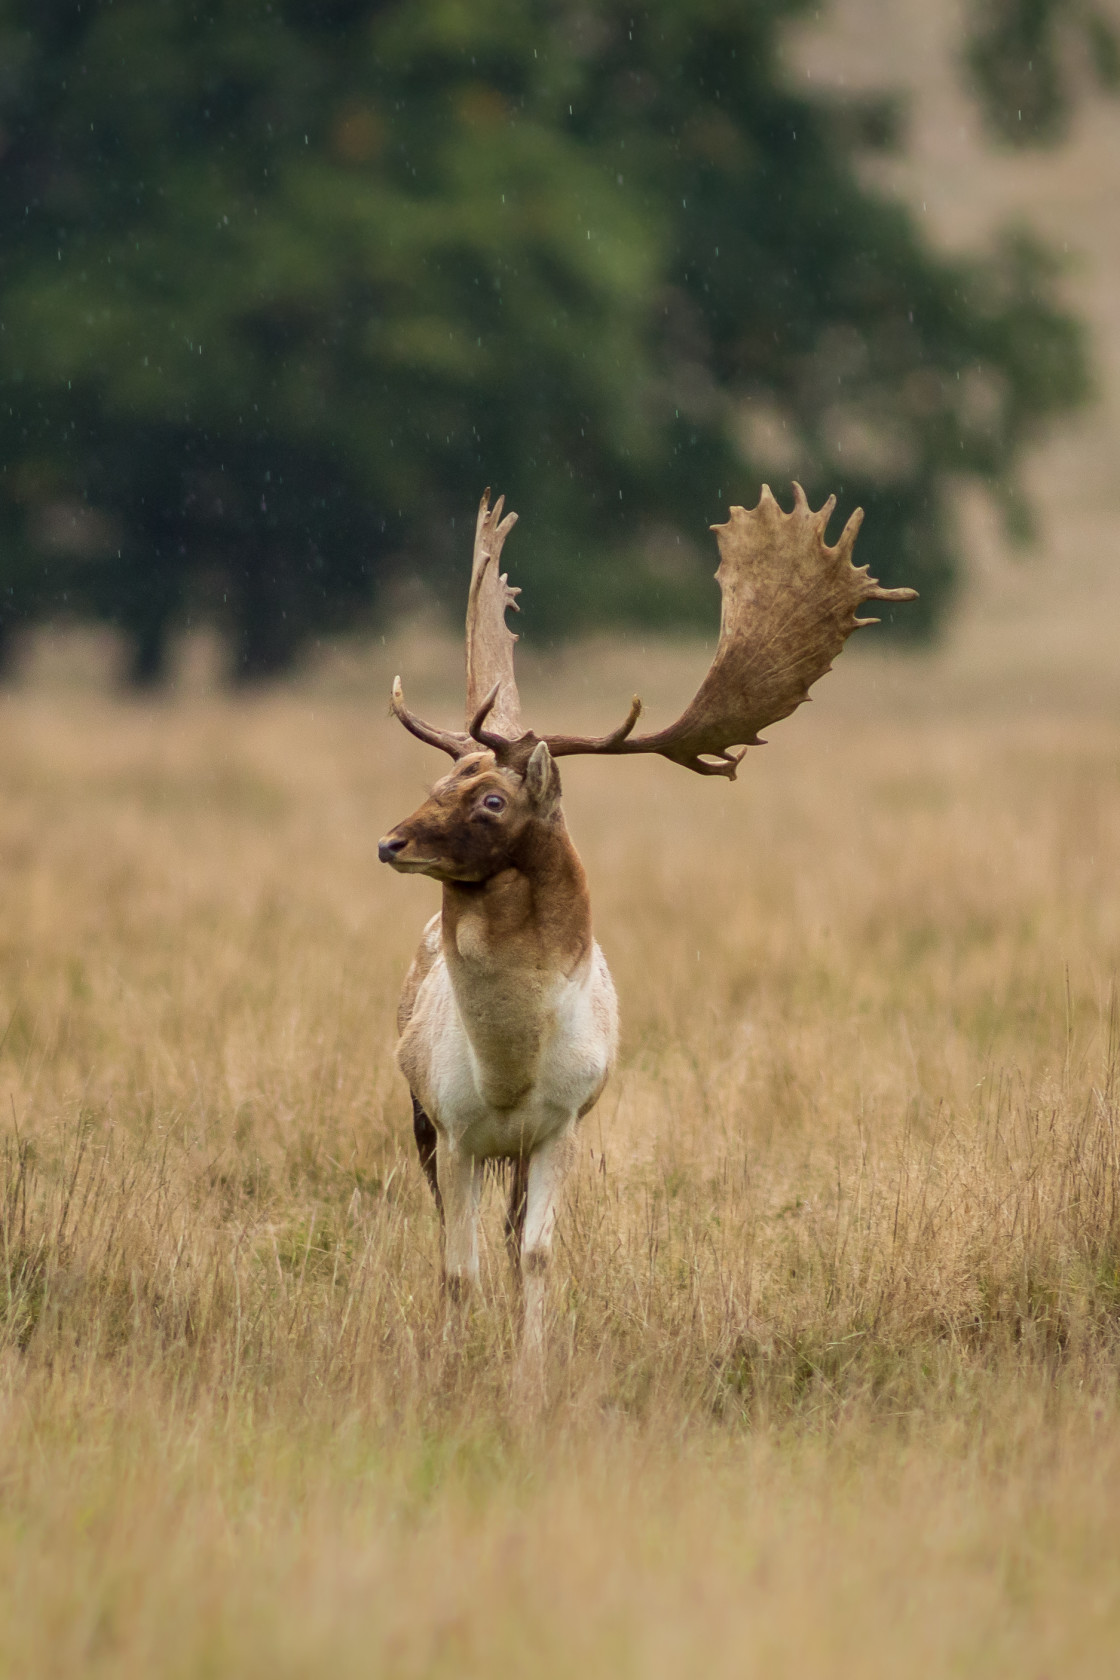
{"left": 388, "top": 855, "right": 494, "bottom": 884}
{"left": 384, "top": 855, "right": 442, "bottom": 875}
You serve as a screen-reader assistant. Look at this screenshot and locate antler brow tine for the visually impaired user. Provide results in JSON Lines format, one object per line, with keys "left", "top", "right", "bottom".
{"left": 390, "top": 675, "right": 470, "bottom": 759}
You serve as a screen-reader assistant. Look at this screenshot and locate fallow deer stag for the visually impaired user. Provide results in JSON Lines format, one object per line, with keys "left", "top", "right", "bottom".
{"left": 379, "top": 485, "right": 915, "bottom": 1372}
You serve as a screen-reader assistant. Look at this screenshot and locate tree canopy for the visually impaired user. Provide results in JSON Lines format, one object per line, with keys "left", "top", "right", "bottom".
{"left": 0, "top": 0, "right": 1103, "bottom": 680}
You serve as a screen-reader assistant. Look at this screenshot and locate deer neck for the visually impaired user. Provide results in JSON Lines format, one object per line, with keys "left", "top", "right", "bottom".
{"left": 440, "top": 815, "right": 592, "bottom": 1109}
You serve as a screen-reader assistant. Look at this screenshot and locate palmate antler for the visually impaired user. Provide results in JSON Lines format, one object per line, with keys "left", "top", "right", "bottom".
{"left": 391, "top": 485, "right": 917, "bottom": 779}
{"left": 391, "top": 492, "right": 523, "bottom": 757}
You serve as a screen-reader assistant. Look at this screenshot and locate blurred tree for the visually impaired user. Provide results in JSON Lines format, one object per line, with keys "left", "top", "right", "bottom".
{"left": 0, "top": 0, "right": 1100, "bottom": 679}
{"left": 966, "top": 0, "right": 1120, "bottom": 144}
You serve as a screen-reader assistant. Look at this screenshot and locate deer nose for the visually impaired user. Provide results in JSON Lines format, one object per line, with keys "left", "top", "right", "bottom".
{"left": 378, "top": 836, "right": 408, "bottom": 864}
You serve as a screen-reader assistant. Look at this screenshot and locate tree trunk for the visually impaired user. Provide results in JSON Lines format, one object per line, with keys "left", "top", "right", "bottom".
{"left": 230, "top": 544, "right": 304, "bottom": 683}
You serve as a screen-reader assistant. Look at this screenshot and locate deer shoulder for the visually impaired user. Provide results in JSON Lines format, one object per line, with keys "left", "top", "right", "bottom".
{"left": 396, "top": 912, "right": 441, "bottom": 1036}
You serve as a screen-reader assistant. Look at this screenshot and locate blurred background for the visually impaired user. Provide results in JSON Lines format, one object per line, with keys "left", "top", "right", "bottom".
{"left": 0, "top": 0, "right": 1117, "bottom": 688}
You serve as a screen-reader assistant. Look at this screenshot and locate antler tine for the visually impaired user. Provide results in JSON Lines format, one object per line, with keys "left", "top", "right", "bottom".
{"left": 468, "top": 680, "right": 505, "bottom": 747}
{"left": 711, "top": 747, "right": 749, "bottom": 777}
{"left": 390, "top": 676, "right": 471, "bottom": 759}
{"left": 483, "top": 489, "right": 519, "bottom": 555}
{"left": 806, "top": 486, "right": 836, "bottom": 536}
{"left": 866, "top": 583, "right": 920, "bottom": 602}
{"left": 852, "top": 578, "right": 919, "bottom": 628}
{"left": 832, "top": 504, "right": 864, "bottom": 560}
{"left": 543, "top": 694, "right": 643, "bottom": 760}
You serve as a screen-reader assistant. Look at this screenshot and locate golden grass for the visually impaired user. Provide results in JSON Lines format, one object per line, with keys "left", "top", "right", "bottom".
{"left": 1, "top": 629, "right": 1118, "bottom": 1675}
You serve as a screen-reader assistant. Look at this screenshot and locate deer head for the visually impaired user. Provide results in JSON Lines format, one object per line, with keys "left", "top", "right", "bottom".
{"left": 378, "top": 741, "right": 561, "bottom": 882}
{"left": 382, "top": 485, "right": 917, "bottom": 813}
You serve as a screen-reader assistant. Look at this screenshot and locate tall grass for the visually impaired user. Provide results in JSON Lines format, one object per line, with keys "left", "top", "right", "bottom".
{"left": 0, "top": 635, "right": 1118, "bottom": 1674}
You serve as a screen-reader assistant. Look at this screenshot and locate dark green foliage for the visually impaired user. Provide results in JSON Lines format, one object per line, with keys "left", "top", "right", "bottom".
{"left": 0, "top": 0, "right": 1098, "bottom": 678}
{"left": 966, "top": 0, "right": 1120, "bottom": 145}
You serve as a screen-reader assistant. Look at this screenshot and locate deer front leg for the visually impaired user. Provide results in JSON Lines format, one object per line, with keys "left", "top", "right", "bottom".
{"left": 436, "top": 1135, "right": 481, "bottom": 1323}
{"left": 515, "top": 1124, "right": 574, "bottom": 1391}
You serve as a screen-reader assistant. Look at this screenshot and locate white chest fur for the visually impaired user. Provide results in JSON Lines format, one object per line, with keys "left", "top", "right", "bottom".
{"left": 397, "top": 936, "right": 618, "bottom": 1160}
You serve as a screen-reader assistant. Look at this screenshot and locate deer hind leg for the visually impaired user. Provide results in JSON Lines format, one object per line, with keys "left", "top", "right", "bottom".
{"left": 515, "top": 1125, "right": 574, "bottom": 1389}
{"left": 504, "top": 1156, "right": 530, "bottom": 1275}
{"left": 411, "top": 1093, "right": 443, "bottom": 1223}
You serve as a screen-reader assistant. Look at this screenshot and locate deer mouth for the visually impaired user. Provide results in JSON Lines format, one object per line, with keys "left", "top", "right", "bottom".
{"left": 379, "top": 849, "right": 441, "bottom": 876}
{"left": 385, "top": 855, "right": 442, "bottom": 874}
{"left": 377, "top": 835, "right": 439, "bottom": 873}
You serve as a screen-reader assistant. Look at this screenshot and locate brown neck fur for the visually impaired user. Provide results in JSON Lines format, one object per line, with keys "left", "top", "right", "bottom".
{"left": 437, "top": 808, "right": 593, "bottom": 1110}
{"left": 440, "top": 808, "right": 592, "bottom": 978}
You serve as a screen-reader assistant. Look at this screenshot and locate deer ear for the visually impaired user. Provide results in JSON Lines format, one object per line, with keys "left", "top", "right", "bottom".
{"left": 524, "top": 740, "right": 560, "bottom": 814}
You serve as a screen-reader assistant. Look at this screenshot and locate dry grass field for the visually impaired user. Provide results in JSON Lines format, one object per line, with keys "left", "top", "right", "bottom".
{"left": 0, "top": 613, "right": 1118, "bottom": 1676}
{"left": 4, "top": 8, "right": 1120, "bottom": 1670}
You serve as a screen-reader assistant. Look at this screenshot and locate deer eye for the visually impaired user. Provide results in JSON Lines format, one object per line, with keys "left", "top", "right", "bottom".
{"left": 482, "top": 794, "right": 505, "bottom": 813}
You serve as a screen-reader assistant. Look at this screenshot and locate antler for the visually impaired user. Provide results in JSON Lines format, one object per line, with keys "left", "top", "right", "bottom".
{"left": 546, "top": 482, "right": 917, "bottom": 777}
{"left": 466, "top": 490, "right": 522, "bottom": 736}
{"left": 389, "top": 483, "right": 917, "bottom": 777}
{"left": 389, "top": 489, "right": 524, "bottom": 760}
